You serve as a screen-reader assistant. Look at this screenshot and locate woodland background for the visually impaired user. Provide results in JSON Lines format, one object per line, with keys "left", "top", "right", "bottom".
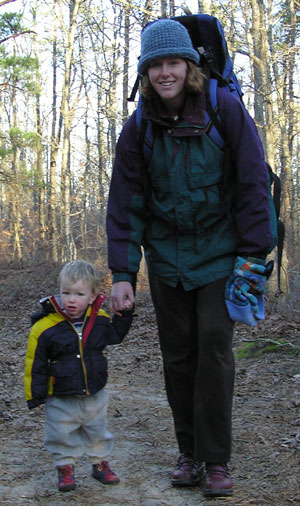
{"left": 0, "top": 3, "right": 299, "bottom": 503}
{"left": 0, "top": 0, "right": 299, "bottom": 312}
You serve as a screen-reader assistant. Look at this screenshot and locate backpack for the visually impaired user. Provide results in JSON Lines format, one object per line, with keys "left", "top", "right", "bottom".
{"left": 129, "top": 13, "right": 285, "bottom": 293}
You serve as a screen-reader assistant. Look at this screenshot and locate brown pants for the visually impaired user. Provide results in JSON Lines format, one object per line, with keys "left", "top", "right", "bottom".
{"left": 149, "top": 275, "right": 235, "bottom": 463}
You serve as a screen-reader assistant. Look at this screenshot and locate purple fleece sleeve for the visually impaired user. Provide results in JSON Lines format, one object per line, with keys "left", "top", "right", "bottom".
{"left": 106, "top": 111, "right": 147, "bottom": 283}
{"left": 217, "top": 88, "right": 273, "bottom": 257}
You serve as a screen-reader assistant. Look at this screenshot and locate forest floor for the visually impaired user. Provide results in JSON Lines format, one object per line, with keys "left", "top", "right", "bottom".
{"left": 0, "top": 265, "right": 299, "bottom": 506}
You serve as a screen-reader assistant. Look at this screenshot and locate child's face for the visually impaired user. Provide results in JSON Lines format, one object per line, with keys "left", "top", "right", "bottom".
{"left": 60, "top": 279, "right": 96, "bottom": 319}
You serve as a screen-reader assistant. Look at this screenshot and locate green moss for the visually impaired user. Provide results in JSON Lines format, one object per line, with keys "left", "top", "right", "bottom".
{"left": 235, "top": 337, "right": 300, "bottom": 359}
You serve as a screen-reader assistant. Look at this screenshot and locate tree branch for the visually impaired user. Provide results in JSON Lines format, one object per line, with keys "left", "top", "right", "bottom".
{"left": 0, "top": 0, "right": 17, "bottom": 8}
{"left": 0, "top": 30, "right": 36, "bottom": 45}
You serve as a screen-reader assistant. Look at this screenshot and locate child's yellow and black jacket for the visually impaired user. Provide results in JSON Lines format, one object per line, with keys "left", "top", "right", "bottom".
{"left": 24, "top": 294, "right": 133, "bottom": 409}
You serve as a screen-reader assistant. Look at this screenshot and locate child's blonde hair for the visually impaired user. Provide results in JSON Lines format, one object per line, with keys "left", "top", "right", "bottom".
{"left": 59, "top": 260, "right": 100, "bottom": 294}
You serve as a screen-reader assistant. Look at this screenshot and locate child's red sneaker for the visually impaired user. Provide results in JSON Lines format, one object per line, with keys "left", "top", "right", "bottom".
{"left": 57, "top": 464, "right": 76, "bottom": 492}
{"left": 92, "top": 461, "right": 120, "bottom": 484}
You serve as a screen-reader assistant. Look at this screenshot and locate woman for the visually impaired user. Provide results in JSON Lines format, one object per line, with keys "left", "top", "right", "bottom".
{"left": 106, "top": 19, "right": 275, "bottom": 498}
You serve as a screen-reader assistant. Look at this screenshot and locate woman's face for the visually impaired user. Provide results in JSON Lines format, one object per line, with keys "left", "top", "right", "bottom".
{"left": 148, "top": 57, "right": 188, "bottom": 112}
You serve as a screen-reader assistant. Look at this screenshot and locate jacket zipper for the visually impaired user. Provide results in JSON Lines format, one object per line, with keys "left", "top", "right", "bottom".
{"left": 70, "top": 315, "right": 90, "bottom": 395}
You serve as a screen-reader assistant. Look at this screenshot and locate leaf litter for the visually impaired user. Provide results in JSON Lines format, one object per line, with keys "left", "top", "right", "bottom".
{"left": 0, "top": 266, "right": 299, "bottom": 506}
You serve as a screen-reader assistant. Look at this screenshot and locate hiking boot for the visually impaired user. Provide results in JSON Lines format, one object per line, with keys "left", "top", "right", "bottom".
{"left": 92, "top": 461, "right": 120, "bottom": 484}
{"left": 57, "top": 464, "right": 76, "bottom": 492}
{"left": 203, "top": 463, "right": 233, "bottom": 497}
{"left": 171, "top": 453, "right": 203, "bottom": 487}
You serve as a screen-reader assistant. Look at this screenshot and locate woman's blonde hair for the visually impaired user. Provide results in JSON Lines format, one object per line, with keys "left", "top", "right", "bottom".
{"left": 59, "top": 260, "right": 100, "bottom": 294}
{"left": 140, "top": 60, "right": 205, "bottom": 98}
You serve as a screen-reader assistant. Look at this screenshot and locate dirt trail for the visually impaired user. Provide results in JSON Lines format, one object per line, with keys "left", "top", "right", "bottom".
{"left": 0, "top": 266, "right": 299, "bottom": 505}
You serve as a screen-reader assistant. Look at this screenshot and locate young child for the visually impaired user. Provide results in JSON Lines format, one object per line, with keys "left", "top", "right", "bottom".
{"left": 24, "top": 260, "right": 133, "bottom": 492}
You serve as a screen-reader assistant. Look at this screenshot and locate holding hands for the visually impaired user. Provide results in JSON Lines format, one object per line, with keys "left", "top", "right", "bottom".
{"left": 110, "top": 281, "right": 135, "bottom": 315}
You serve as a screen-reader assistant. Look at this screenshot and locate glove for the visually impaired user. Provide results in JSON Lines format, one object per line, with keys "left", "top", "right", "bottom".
{"left": 225, "top": 256, "right": 274, "bottom": 326}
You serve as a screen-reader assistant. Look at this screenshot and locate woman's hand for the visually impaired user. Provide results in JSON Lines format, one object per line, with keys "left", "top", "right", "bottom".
{"left": 109, "top": 281, "right": 135, "bottom": 314}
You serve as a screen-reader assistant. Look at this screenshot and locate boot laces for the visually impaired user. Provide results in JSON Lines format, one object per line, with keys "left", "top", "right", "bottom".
{"left": 207, "top": 464, "right": 230, "bottom": 477}
{"left": 177, "top": 453, "right": 197, "bottom": 470}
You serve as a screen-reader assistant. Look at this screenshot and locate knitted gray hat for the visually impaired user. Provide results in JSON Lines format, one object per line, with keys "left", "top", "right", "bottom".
{"left": 138, "top": 19, "right": 200, "bottom": 76}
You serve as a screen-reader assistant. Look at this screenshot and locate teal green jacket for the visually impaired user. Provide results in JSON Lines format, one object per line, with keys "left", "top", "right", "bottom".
{"left": 106, "top": 90, "right": 275, "bottom": 290}
{"left": 142, "top": 129, "right": 236, "bottom": 288}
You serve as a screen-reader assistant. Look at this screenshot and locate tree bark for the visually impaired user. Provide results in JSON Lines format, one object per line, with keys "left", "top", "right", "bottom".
{"left": 59, "top": 0, "right": 81, "bottom": 262}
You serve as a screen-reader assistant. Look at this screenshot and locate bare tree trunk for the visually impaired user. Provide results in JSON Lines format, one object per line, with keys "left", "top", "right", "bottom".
{"left": 250, "top": 0, "right": 265, "bottom": 146}
{"left": 160, "top": 0, "right": 167, "bottom": 17}
{"left": 9, "top": 60, "right": 22, "bottom": 264}
{"left": 49, "top": 0, "right": 60, "bottom": 263}
{"left": 9, "top": 187, "right": 22, "bottom": 264}
{"left": 198, "top": 0, "right": 212, "bottom": 13}
{"left": 97, "top": 88, "right": 106, "bottom": 222}
{"left": 80, "top": 57, "right": 90, "bottom": 258}
{"left": 263, "top": 0, "right": 276, "bottom": 169}
{"left": 169, "top": 0, "right": 175, "bottom": 16}
{"left": 107, "top": 9, "right": 121, "bottom": 166}
{"left": 286, "top": 0, "right": 297, "bottom": 262}
{"left": 142, "top": 0, "right": 152, "bottom": 25}
{"left": 33, "top": 2, "right": 46, "bottom": 261}
{"left": 87, "top": 18, "right": 107, "bottom": 225}
{"left": 59, "top": 0, "right": 81, "bottom": 262}
{"left": 122, "top": 2, "right": 130, "bottom": 124}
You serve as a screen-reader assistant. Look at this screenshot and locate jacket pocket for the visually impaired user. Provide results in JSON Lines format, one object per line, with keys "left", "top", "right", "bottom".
{"left": 49, "top": 360, "right": 83, "bottom": 395}
{"left": 189, "top": 172, "right": 228, "bottom": 230}
{"left": 150, "top": 177, "right": 170, "bottom": 203}
{"left": 86, "top": 355, "right": 108, "bottom": 390}
{"left": 188, "top": 135, "right": 224, "bottom": 191}
{"left": 49, "top": 360, "right": 75, "bottom": 377}
{"left": 189, "top": 169, "right": 223, "bottom": 212}
{"left": 189, "top": 167, "right": 222, "bottom": 191}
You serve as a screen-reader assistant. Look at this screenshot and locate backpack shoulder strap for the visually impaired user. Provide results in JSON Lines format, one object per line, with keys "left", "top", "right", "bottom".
{"left": 128, "top": 76, "right": 141, "bottom": 102}
{"left": 136, "top": 95, "right": 153, "bottom": 162}
{"left": 204, "top": 78, "right": 225, "bottom": 149}
{"left": 276, "top": 219, "right": 285, "bottom": 294}
{"left": 267, "top": 165, "right": 285, "bottom": 294}
{"left": 135, "top": 97, "right": 153, "bottom": 203}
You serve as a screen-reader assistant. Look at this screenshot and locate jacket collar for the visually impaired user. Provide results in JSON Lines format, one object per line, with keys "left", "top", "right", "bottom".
{"left": 41, "top": 293, "right": 107, "bottom": 322}
{"left": 142, "top": 91, "right": 207, "bottom": 130}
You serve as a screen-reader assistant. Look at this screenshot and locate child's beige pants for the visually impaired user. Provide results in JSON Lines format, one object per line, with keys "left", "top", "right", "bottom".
{"left": 44, "top": 388, "right": 114, "bottom": 467}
